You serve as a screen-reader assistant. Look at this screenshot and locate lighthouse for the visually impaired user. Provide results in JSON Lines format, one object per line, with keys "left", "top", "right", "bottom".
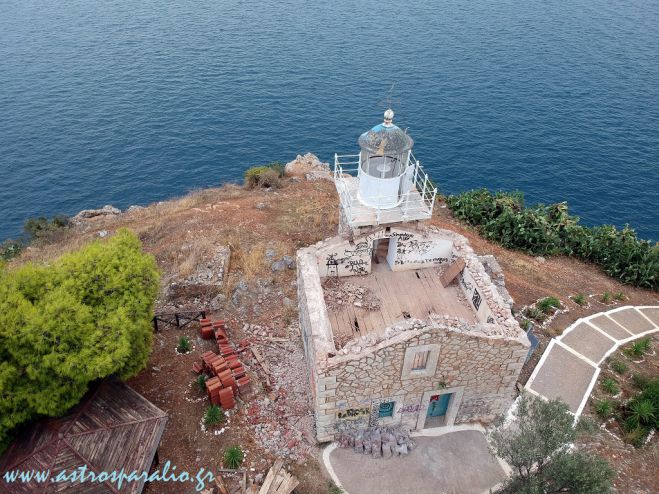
{"left": 334, "top": 110, "right": 437, "bottom": 234}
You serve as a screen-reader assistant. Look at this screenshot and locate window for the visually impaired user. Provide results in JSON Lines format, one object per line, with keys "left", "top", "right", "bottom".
{"left": 379, "top": 401, "right": 395, "bottom": 418}
{"left": 412, "top": 350, "right": 430, "bottom": 371}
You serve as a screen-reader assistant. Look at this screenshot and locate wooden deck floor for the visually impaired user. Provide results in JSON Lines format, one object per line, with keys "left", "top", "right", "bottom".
{"left": 325, "top": 266, "right": 477, "bottom": 343}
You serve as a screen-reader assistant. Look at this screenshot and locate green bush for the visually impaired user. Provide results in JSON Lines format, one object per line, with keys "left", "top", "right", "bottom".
{"left": 571, "top": 293, "right": 586, "bottom": 306}
{"left": 613, "top": 291, "right": 625, "bottom": 301}
{"left": 204, "top": 405, "right": 225, "bottom": 426}
{"left": 537, "top": 297, "right": 561, "bottom": 314}
{"left": 0, "top": 239, "right": 23, "bottom": 261}
{"left": 624, "top": 378, "right": 658, "bottom": 434}
{"left": 611, "top": 360, "right": 628, "bottom": 375}
{"left": 445, "top": 189, "right": 658, "bottom": 289}
{"left": 601, "top": 378, "right": 619, "bottom": 395}
{"left": 177, "top": 336, "right": 191, "bottom": 353}
{"left": 625, "top": 338, "right": 651, "bottom": 359}
{"left": 244, "top": 162, "right": 285, "bottom": 189}
{"left": 223, "top": 445, "right": 244, "bottom": 469}
{"left": 600, "top": 291, "right": 611, "bottom": 304}
{"left": 632, "top": 373, "right": 652, "bottom": 390}
{"left": 0, "top": 229, "right": 159, "bottom": 451}
{"left": 524, "top": 306, "right": 546, "bottom": 322}
{"left": 195, "top": 374, "right": 208, "bottom": 391}
{"left": 24, "top": 214, "right": 70, "bottom": 241}
{"left": 595, "top": 399, "right": 615, "bottom": 419}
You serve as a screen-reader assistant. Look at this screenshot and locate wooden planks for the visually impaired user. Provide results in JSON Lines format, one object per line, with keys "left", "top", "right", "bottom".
{"left": 258, "top": 460, "right": 299, "bottom": 494}
{"left": 326, "top": 267, "right": 477, "bottom": 343}
{"left": 439, "top": 258, "right": 466, "bottom": 287}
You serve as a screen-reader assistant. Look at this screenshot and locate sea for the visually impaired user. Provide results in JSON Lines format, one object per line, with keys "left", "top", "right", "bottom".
{"left": 1, "top": 0, "right": 658, "bottom": 242}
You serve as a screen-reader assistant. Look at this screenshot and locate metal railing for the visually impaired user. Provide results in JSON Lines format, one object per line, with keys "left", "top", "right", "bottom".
{"left": 334, "top": 152, "right": 437, "bottom": 226}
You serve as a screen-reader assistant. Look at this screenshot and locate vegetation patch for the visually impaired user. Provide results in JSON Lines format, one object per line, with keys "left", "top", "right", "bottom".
{"left": 204, "top": 405, "right": 225, "bottom": 426}
{"left": 0, "top": 229, "right": 159, "bottom": 451}
{"left": 223, "top": 445, "right": 244, "bottom": 469}
{"left": 490, "top": 394, "right": 614, "bottom": 493}
{"left": 244, "top": 162, "right": 285, "bottom": 189}
{"left": 445, "top": 189, "right": 658, "bottom": 289}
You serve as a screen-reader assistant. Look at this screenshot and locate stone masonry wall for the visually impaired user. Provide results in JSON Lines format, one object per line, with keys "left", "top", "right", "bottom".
{"left": 311, "top": 320, "right": 528, "bottom": 442}
{"left": 297, "top": 226, "right": 529, "bottom": 442}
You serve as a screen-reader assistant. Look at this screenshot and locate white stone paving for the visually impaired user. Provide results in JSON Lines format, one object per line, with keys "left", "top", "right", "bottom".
{"left": 525, "top": 305, "right": 659, "bottom": 417}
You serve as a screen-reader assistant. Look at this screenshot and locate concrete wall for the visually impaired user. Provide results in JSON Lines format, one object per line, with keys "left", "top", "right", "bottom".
{"left": 314, "top": 226, "right": 453, "bottom": 278}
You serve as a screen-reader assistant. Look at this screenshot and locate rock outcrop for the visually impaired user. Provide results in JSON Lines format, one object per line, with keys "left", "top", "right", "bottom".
{"left": 284, "top": 153, "right": 332, "bottom": 181}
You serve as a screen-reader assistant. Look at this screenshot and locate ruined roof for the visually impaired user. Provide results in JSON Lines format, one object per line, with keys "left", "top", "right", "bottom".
{"left": 0, "top": 380, "right": 168, "bottom": 494}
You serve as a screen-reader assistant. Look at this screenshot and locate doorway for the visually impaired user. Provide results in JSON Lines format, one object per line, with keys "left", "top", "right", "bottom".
{"left": 424, "top": 393, "right": 453, "bottom": 428}
{"left": 371, "top": 238, "right": 390, "bottom": 271}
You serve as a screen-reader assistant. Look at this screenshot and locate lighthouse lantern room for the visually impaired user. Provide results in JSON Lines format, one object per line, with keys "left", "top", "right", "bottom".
{"left": 334, "top": 110, "right": 437, "bottom": 231}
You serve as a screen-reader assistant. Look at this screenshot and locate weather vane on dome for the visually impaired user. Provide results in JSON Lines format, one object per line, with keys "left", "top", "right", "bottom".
{"left": 377, "top": 83, "right": 401, "bottom": 113}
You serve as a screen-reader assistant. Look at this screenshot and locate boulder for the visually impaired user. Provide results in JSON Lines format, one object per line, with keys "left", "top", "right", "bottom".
{"left": 73, "top": 205, "right": 121, "bottom": 221}
{"left": 284, "top": 153, "right": 332, "bottom": 181}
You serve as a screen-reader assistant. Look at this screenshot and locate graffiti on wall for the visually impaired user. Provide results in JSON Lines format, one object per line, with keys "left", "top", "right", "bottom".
{"left": 400, "top": 403, "right": 421, "bottom": 414}
{"left": 337, "top": 407, "right": 370, "bottom": 420}
{"left": 472, "top": 289, "right": 482, "bottom": 311}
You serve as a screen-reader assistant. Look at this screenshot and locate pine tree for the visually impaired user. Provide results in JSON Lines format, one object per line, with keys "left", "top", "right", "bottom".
{"left": 0, "top": 229, "right": 159, "bottom": 450}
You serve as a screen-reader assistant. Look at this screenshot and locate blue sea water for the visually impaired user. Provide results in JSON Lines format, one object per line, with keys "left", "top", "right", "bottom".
{"left": 1, "top": 0, "right": 658, "bottom": 241}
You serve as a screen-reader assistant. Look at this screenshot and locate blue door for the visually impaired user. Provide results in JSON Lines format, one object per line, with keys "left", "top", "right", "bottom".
{"left": 428, "top": 393, "right": 451, "bottom": 417}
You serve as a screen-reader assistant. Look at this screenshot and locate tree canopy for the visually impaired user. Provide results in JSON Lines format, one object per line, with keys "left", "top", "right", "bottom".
{"left": 489, "top": 393, "right": 615, "bottom": 494}
{"left": 0, "top": 229, "right": 159, "bottom": 450}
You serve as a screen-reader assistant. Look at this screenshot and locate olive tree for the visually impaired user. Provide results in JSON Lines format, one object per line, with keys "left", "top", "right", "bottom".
{"left": 489, "top": 393, "right": 614, "bottom": 494}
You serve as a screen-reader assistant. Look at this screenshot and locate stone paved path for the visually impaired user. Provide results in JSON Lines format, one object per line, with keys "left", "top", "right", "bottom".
{"left": 525, "top": 305, "right": 659, "bottom": 416}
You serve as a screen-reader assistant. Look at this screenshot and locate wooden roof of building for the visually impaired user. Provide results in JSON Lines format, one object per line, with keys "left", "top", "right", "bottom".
{"left": 0, "top": 380, "right": 168, "bottom": 494}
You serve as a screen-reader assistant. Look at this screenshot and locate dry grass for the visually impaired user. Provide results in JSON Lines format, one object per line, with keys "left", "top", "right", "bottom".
{"left": 175, "top": 236, "right": 216, "bottom": 279}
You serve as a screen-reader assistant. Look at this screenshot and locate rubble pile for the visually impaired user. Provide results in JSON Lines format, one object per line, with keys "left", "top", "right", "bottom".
{"left": 322, "top": 281, "right": 382, "bottom": 311}
{"left": 336, "top": 425, "right": 416, "bottom": 458}
{"left": 243, "top": 324, "right": 316, "bottom": 463}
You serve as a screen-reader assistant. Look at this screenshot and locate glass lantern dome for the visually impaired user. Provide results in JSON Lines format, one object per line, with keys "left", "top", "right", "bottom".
{"left": 357, "top": 110, "right": 415, "bottom": 208}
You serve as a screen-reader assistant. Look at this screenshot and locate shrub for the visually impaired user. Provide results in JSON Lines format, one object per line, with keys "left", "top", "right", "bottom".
{"left": 600, "top": 291, "right": 611, "bottom": 304}
{"left": 223, "top": 445, "right": 244, "bottom": 469}
{"left": 611, "top": 360, "right": 628, "bottom": 375}
{"left": 571, "top": 293, "right": 586, "bottom": 306}
{"left": 623, "top": 426, "right": 648, "bottom": 448}
{"left": 601, "top": 378, "right": 619, "bottom": 395}
{"left": 624, "top": 378, "right": 658, "bottom": 433}
{"left": 244, "top": 162, "right": 285, "bottom": 189}
{"left": 0, "top": 229, "right": 159, "bottom": 450}
{"left": 445, "top": 189, "right": 658, "bottom": 289}
{"left": 328, "top": 482, "right": 344, "bottom": 494}
{"left": 625, "top": 338, "right": 651, "bottom": 359}
{"left": 177, "top": 336, "right": 191, "bottom": 354}
{"left": 0, "top": 239, "right": 24, "bottom": 261}
{"left": 632, "top": 374, "right": 652, "bottom": 390}
{"left": 537, "top": 296, "right": 561, "bottom": 314}
{"left": 595, "top": 399, "right": 615, "bottom": 419}
{"left": 195, "top": 374, "right": 208, "bottom": 391}
{"left": 624, "top": 400, "right": 655, "bottom": 432}
{"left": 24, "top": 214, "right": 70, "bottom": 241}
{"left": 490, "top": 394, "right": 614, "bottom": 494}
{"left": 613, "top": 291, "right": 625, "bottom": 301}
{"left": 204, "top": 405, "right": 225, "bottom": 426}
{"left": 524, "top": 306, "right": 545, "bottom": 322}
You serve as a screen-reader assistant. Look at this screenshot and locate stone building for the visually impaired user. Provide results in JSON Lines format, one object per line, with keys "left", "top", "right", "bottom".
{"left": 297, "top": 111, "right": 529, "bottom": 442}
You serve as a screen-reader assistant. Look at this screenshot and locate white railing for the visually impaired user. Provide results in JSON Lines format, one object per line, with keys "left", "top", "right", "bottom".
{"left": 334, "top": 152, "right": 438, "bottom": 226}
